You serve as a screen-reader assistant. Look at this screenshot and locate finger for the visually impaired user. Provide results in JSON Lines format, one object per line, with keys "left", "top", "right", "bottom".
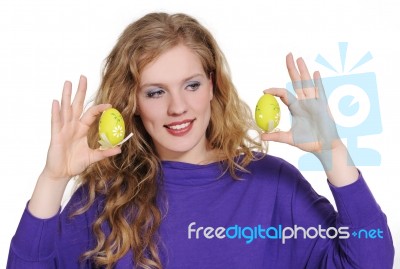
{"left": 80, "top": 103, "right": 112, "bottom": 128}
{"left": 51, "top": 100, "right": 61, "bottom": 137}
{"left": 296, "top": 57, "right": 316, "bottom": 99}
{"left": 90, "top": 147, "right": 122, "bottom": 164}
{"left": 313, "top": 71, "right": 327, "bottom": 101}
{"left": 313, "top": 70, "right": 335, "bottom": 122}
{"left": 286, "top": 53, "right": 305, "bottom": 99}
{"left": 60, "top": 81, "right": 72, "bottom": 123}
{"left": 263, "top": 88, "right": 297, "bottom": 107}
{"left": 72, "top": 75, "right": 87, "bottom": 118}
{"left": 261, "top": 130, "right": 293, "bottom": 146}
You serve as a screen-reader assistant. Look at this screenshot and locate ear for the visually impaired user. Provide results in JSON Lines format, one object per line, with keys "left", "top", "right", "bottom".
{"left": 134, "top": 105, "right": 140, "bottom": 116}
{"left": 209, "top": 72, "right": 214, "bottom": 101}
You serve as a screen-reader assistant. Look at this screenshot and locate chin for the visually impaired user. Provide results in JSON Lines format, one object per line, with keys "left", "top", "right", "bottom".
{"left": 157, "top": 139, "right": 203, "bottom": 158}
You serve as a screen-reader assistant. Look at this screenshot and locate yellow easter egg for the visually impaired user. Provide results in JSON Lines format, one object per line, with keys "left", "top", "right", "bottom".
{"left": 99, "top": 108, "right": 126, "bottom": 146}
{"left": 255, "top": 94, "right": 280, "bottom": 132}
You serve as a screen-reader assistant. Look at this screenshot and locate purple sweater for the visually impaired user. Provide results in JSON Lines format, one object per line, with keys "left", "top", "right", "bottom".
{"left": 7, "top": 154, "right": 394, "bottom": 268}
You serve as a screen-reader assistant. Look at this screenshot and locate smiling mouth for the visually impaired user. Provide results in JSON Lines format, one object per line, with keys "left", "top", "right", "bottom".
{"left": 164, "top": 119, "right": 195, "bottom": 129}
{"left": 164, "top": 119, "right": 196, "bottom": 136}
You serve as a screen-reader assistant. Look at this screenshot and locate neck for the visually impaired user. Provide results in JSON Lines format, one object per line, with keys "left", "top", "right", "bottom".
{"left": 158, "top": 145, "right": 222, "bottom": 165}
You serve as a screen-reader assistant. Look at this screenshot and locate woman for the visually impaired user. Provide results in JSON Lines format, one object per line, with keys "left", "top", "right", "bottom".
{"left": 7, "top": 12, "right": 394, "bottom": 268}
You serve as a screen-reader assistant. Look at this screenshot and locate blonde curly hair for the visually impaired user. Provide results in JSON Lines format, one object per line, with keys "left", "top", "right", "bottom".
{"left": 77, "top": 12, "right": 263, "bottom": 269}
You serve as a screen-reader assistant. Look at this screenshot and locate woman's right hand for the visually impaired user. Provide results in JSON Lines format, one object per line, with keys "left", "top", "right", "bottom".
{"left": 29, "top": 76, "right": 121, "bottom": 218}
{"left": 42, "top": 75, "right": 121, "bottom": 181}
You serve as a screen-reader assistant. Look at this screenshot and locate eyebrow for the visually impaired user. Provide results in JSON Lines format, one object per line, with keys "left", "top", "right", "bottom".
{"left": 140, "top": 73, "right": 205, "bottom": 90}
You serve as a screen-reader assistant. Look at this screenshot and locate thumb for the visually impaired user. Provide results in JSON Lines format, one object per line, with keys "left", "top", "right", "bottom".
{"left": 90, "top": 147, "right": 122, "bottom": 164}
{"left": 261, "top": 130, "right": 293, "bottom": 145}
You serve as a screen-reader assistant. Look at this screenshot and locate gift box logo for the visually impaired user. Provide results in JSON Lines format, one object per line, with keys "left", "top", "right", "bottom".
{"left": 286, "top": 42, "right": 382, "bottom": 171}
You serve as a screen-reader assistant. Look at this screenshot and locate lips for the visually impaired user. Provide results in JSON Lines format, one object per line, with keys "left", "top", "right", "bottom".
{"left": 164, "top": 119, "right": 196, "bottom": 136}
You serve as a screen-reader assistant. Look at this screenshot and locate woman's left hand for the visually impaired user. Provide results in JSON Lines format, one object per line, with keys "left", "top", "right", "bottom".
{"left": 261, "top": 53, "right": 343, "bottom": 158}
{"left": 262, "top": 53, "right": 359, "bottom": 186}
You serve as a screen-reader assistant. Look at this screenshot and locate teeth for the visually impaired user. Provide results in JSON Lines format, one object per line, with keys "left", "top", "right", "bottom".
{"left": 169, "top": 122, "right": 191, "bottom": 130}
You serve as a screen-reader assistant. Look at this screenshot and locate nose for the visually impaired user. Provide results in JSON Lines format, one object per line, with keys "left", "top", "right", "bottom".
{"left": 167, "top": 90, "right": 187, "bottom": 116}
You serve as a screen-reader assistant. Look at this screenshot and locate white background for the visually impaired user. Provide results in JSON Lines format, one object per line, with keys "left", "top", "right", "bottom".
{"left": 1, "top": 0, "right": 399, "bottom": 267}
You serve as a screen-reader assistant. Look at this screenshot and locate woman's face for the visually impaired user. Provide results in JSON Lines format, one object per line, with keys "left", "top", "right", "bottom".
{"left": 137, "top": 44, "right": 214, "bottom": 163}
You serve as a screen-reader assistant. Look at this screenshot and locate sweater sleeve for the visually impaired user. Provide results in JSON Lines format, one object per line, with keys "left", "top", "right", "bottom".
{"left": 7, "top": 186, "right": 95, "bottom": 269}
{"left": 327, "top": 173, "right": 394, "bottom": 268}
{"left": 7, "top": 206, "right": 60, "bottom": 269}
{"left": 289, "top": 166, "right": 394, "bottom": 269}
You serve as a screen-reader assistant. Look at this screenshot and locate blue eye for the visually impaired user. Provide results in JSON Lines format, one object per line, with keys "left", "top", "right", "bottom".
{"left": 186, "top": 82, "right": 200, "bottom": 91}
{"left": 146, "top": 89, "right": 165, "bottom": 98}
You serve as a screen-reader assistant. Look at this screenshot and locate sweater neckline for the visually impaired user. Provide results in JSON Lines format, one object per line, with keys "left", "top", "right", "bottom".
{"left": 160, "top": 160, "right": 229, "bottom": 186}
{"left": 161, "top": 160, "right": 221, "bottom": 169}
